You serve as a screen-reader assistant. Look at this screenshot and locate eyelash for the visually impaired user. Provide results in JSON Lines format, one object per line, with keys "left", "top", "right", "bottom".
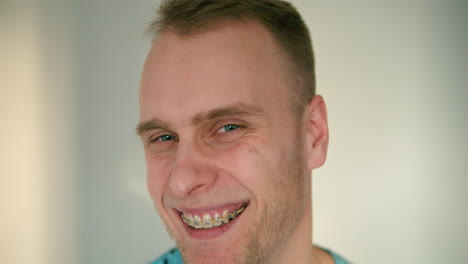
{"left": 216, "top": 124, "right": 242, "bottom": 133}
{"left": 153, "top": 134, "right": 178, "bottom": 142}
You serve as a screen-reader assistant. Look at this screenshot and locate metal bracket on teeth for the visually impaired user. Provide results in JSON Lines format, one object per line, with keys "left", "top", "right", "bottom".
{"left": 229, "top": 206, "right": 245, "bottom": 219}
{"left": 182, "top": 206, "right": 246, "bottom": 226}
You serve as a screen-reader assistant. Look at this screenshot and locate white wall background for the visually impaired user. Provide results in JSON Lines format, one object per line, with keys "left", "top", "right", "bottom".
{"left": 1, "top": 0, "right": 466, "bottom": 263}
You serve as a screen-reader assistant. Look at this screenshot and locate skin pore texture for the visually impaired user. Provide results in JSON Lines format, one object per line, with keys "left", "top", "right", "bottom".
{"left": 138, "top": 22, "right": 331, "bottom": 264}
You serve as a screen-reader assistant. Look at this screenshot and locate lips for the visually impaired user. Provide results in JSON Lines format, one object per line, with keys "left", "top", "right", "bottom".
{"left": 182, "top": 204, "right": 247, "bottom": 229}
{"left": 174, "top": 202, "right": 249, "bottom": 239}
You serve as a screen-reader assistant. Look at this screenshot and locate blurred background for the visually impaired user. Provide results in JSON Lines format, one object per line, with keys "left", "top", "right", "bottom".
{"left": 1, "top": 0, "right": 466, "bottom": 263}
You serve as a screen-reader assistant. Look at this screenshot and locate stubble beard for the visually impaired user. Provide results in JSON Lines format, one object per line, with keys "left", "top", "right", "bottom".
{"left": 241, "top": 131, "right": 307, "bottom": 264}
{"left": 158, "top": 130, "right": 307, "bottom": 264}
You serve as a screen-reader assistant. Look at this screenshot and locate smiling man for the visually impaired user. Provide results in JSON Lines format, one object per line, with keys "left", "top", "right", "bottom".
{"left": 137, "top": 0, "right": 350, "bottom": 264}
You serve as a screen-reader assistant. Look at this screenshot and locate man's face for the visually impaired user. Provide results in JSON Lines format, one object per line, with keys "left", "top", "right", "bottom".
{"left": 139, "top": 23, "right": 313, "bottom": 264}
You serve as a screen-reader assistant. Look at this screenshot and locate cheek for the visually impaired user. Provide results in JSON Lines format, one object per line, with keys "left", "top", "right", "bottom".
{"left": 145, "top": 153, "right": 170, "bottom": 205}
{"left": 223, "top": 142, "right": 279, "bottom": 193}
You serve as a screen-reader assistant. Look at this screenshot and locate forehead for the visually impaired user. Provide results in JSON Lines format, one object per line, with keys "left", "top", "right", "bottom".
{"left": 139, "top": 22, "right": 291, "bottom": 124}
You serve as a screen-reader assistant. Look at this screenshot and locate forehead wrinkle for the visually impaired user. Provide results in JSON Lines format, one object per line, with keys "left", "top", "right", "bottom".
{"left": 190, "top": 103, "right": 266, "bottom": 126}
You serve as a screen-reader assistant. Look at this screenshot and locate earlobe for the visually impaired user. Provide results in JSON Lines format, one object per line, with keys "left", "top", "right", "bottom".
{"left": 304, "top": 95, "right": 329, "bottom": 170}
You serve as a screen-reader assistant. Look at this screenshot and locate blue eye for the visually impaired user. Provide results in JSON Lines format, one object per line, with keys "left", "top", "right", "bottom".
{"left": 218, "top": 124, "right": 240, "bottom": 133}
{"left": 156, "top": 135, "right": 177, "bottom": 142}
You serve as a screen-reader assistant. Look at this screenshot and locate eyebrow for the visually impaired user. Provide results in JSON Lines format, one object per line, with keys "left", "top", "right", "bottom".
{"left": 135, "top": 118, "right": 171, "bottom": 136}
{"left": 135, "top": 103, "right": 265, "bottom": 136}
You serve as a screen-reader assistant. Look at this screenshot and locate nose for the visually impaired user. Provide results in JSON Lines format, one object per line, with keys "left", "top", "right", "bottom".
{"left": 169, "top": 140, "right": 218, "bottom": 197}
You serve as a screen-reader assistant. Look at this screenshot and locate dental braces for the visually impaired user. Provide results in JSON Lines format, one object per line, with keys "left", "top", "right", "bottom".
{"left": 182, "top": 206, "right": 246, "bottom": 228}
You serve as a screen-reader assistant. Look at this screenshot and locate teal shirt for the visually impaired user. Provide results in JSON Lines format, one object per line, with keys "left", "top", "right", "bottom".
{"left": 150, "top": 247, "right": 351, "bottom": 264}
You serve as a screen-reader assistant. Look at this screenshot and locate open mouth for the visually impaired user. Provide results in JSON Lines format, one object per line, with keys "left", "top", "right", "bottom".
{"left": 179, "top": 202, "right": 248, "bottom": 230}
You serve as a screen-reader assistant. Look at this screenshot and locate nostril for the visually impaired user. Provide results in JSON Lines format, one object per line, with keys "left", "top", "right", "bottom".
{"left": 169, "top": 162, "right": 218, "bottom": 198}
{"left": 186, "top": 183, "right": 207, "bottom": 196}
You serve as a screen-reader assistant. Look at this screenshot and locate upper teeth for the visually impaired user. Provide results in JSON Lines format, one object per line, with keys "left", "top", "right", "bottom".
{"left": 182, "top": 206, "right": 246, "bottom": 229}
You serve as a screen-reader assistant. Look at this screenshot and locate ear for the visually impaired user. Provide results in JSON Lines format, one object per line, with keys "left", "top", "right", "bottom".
{"left": 304, "top": 95, "right": 329, "bottom": 170}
